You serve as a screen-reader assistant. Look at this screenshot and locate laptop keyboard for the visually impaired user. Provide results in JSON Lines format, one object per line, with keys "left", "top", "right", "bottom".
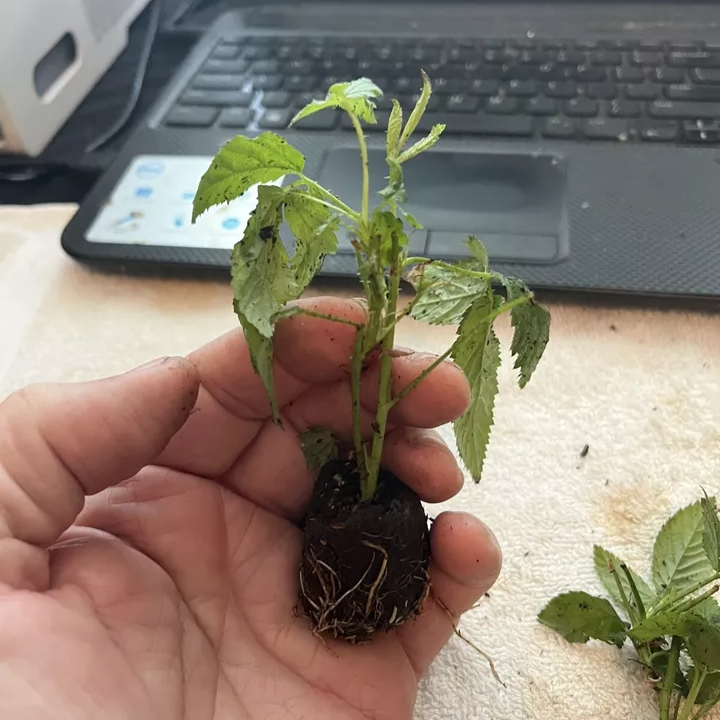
{"left": 164, "top": 36, "right": 720, "bottom": 144}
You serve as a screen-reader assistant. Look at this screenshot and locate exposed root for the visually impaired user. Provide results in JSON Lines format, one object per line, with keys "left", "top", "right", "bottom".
{"left": 434, "top": 592, "right": 505, "bottom": 687}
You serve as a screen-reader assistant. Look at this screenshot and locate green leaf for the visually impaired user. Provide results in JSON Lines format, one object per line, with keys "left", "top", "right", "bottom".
{"left": 408, "top": 262, "right": 489, "bottom": 326}
{"left": 694, "top": 597, "right": 720, "bottom": 624}
{"left": 193, "top": 133, "right": 304, "bottom": 221}
{"left": 451, "top": 298, "right": 501, "bottom": 481}
{"left": 378, "top": 157, "right": 407, "bottom": 206}
{"left": 237, "top": 309, "right": 280, "bottom": 423}
{"left": 387, "top": 99, "right": 403, "bottom": 156}
{"left": 231, "top": 184, "right": 298, "bottom": 338}
{"left": 685, "top": 615, "right": 720, "bottom": 670}
{"left": 370, "top": 210, "right": 408, "bottom": 268}
{"left": 701, "top": 493, "right": 720, "bottom": 571}
{"left": 399, "top": 208, "right": 423, "bottom": 230}
{"left": 398, "top": 70, "right": 431, "bottom": 149}
{"left": 291, "top": 78, "right": 382, "bottom": 125}
{"left": 501, "top": 277, "right": 551, "bottom": 389}
{"left": 283, "top": 189, "right": 339, "bottom": 288}
{"left": 653, "top": 501, "right": 717, "bottom": 596}
{"left": 397, "top": 123, "right": 446, "bottom": 164}
{"left": 593, "top": 545, "right": 656, "bottom": 615}
{"left": 694, "top": 670, "right": 720, "bottom": 704}
{"left": 299, "top": 427, "right": 339, "bottom": 470}
{"left": 466, "top": 236, "right": 489, "bottom": 271}
{"left": 630, "top": 608, "right": 688, "bottom": 642}
{"left": 538, "top": 591, "right": 628, "bottom": 647}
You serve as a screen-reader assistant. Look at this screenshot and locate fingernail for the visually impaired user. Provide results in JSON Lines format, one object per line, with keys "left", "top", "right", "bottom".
{"left": 389, "top": 346, "right": 415, "bottom": 358}
{"left": 135, "top": 357, "right": 171, "bottom": 372}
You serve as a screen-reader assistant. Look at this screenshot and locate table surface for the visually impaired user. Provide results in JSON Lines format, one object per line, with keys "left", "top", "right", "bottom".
{"left": 1, "top": 204, "right": 719, "bottom": 720}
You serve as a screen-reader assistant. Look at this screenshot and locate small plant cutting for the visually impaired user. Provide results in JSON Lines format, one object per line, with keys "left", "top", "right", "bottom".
{"left": 193, "top": 74, "right": 550, "bottom": 643}
{"left": 539, "top": 494, "right": 720, "bottom": 720}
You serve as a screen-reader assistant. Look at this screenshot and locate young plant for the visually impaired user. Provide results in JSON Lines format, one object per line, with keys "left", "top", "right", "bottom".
{"left": 539, "top": 493, "right": 720, "bottom": 720}
{"left": 193, "top": 74, "right": 550, "bottom": 642}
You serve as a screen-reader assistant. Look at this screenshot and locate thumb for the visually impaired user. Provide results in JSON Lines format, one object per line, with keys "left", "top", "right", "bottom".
{"left": 0, "top": 357, "right": 200, "bottom": 549}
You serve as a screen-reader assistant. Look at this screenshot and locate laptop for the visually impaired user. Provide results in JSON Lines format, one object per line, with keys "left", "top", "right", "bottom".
{"left": 62, "top": 1, "right": 720, "bottom": 299}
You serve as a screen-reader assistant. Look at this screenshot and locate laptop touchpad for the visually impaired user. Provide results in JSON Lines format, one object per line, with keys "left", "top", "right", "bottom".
{"left": 317, "top": 148, "right": 568, "bottom": 264}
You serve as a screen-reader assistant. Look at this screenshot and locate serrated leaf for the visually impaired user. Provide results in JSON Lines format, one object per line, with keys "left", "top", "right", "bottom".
{"left": 695, "top": 597, "right": 720, "bottom": 624}
{"left": 501, "top": 276, "right": 550, "bottom": 389}
{"left": 397, "top": 123, "right": 446, "bottom": 164}
{"left": 653, "top": 501, "right": 717, "bottom": 596}
{"left": 685, "top": 615, "right": 720, "bottom": 670}
{"left": 379, "top": 157, "right": 406, "bottom": 206}
{"left": 466, "top": 236, "right": 489, "bottom": 271}
{"left": 399, "top": 208, "right": 423, "bottom": 229}
{"left": 299, "top": 427, "right": 339, "bottom": 470}
{"left": 193, "top": 133, "right": 304, "bottom": 221}
{"left": 284, "top": 189, "right": 339, "bottom": 288}
{"left": 291, "top": 78, "right": 382, "bottom": 125}
{"left": 693, "top": 669, "right": 720, "bottom": 704}
{"left": 387, "top": 100, "right": 403, "bottom": 156}
{"left": 630, "top": 608, "right": 688, "bottom": 641}
{"left": 701, "top": 492, "right": 720, "bottom": 571}
{"left": 399, "top": 70, "right": 431, "bottom": 149}
{"left": 231, "top": 185, "right": 298, "bottom": 338}
{"left": 451, "top": 298, "right": 501, "bottom": 481}
{"left": 408, "top": 262, "right": 490, "bottom": 326}
{"left": 593, "top": 545, "right": 656, "bottom": 616}
{"left": 237, "top": 308, "right": 280, "bottom": 423}
{"left": 538, "top": 591, "right": 628, "bottom": 647}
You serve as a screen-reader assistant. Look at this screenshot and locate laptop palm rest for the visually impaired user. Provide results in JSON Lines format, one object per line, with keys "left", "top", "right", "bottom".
{"left": 317, "top": 148, "right": 569, "bottom": 264}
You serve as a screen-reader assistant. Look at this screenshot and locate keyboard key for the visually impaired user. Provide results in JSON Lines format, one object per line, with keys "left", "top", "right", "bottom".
{"left": 542, "top": 116, "right": 578, "bottom": 138}
{"left": 212, "top": 43, "right": 241, "bottom": 60}
{"left": 243, "top": 46, "right": 274, "bottom": 60}
{"left": 193, "top": 74, "right": 244, "bottom": 91}
{"left": 590, "top": 50, "right": 622, "bottom": 65}
{"left": 525, "top": 96, "right": 558, "bottom": 115}
{"left": 499, "top": 65, "right": 531, "bottom": 81}
{"left": 165, "top": 105, "right": 219, "bottom": 127}
{"left": 583, "top": 117, "right": 632, "bottom": 139}
{"left": 254, "top": 74, "right": 283, "bottom": 90}
{"left": 416, "top": 112, "right": 534, "bottom": 136}
{"left": 447, "top": 94, "right": 480, "bottom": 112}
{"left": 564, "top": 97, "right": 600, "bottom": 116}
{"left": 431, "top": 77, "right": 465, "bottom": 94}
{"left": 571, "top": 66, "right": 607, "bottom": 82}
{"left": 671, "top": 43, "right": 701, "bottom": 51}
{"left": 252, "top": 60, "right": 281, "bottom": 74}
{"left": 532, "top": 63, "right": 571, "bottom": 81}
{"left": 394, "top": 76, "right": 413, "bottom": 92}
{"left": 556, "top": 49, "right": 586, "bottom": 65}
{"left": 403, "top": 93, "right": 442, "bottom": 111}
{"left": 262, "top": 91, "right": 293, "bottom": 108}
{"left": 258, "top": 108, "right": 293, "bottom": 128}
{"left": 665, "top": 84, "right": 720, "bottom": 101}
{"left": 285, "top": 75, "right": 317, "bottom": 92}
{"left": 649, "top": 100, "right": 720, "bottom": 119}
{"left": 203, "top": 58, "right": 249, "bottom": 74}
{"left": 608, "top": 99, "right": 641, "bottom": 117}
{"left": 218, "top": 107, "right": 254, "bottom": 128}
{"left": 631, "top": 51, "right": 663, "bottom": 66}
{"left": 182, "top": 89, "right": 253, "bottom": 107}
{"left": 484, "top": 48, "right": 504, "bottom": 64}
{"left": 624, "top": 83, "right": 661, "bottom": 100}
{"left": 469, "top": 78, "right": 500, "bottom": 96}
{"left": 652, "top": 67, "right": 686, "bottom": 84}
{"left": 486, "top": 95, "right": 519, "bottom": 114}
{"left": 520, "top": 49, "right": 552, "bottom": 64}
{"left": 614, "top": 66, "right": 645, "bottom": 83}
{"left": 586, "top": 82, "right": 617, "bottom": 99}
{"left": 286, "top": 59, "right": 315, "bottom": 74}
{"left": 601, "top": 40, "right": 637, "bottom": 51}
{"left": 668, "top": 51, "right": 720, "bottom": 68}
{"left": 293, "top": 110, "right": 340, "bottom": 130}
{"left": 446, "top": 46, "right": 477, "bottom": 63}
{"left": 691, "top": 68, "right": 720, "bottom": 84}
{"left": 294, "top": 91, "right": 324, "bottom": 107}
{"left": 683, "top": 119, "right": 720, "bottom": 142}
{"left": 639, "top": 120, "right": 680, "bottom": 141}
{"left": 544, "top": 81, "right": 577, "bottom": 98}
{"left": 507, "top": 79, "right": 538, "bottom": 96}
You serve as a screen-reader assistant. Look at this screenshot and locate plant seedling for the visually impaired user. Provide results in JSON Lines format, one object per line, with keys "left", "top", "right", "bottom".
{"left": 193, "top": 74, "right": 550, "bottom": 643}
{"left": 539, "top": 493, "right": 720, "bottom": 720}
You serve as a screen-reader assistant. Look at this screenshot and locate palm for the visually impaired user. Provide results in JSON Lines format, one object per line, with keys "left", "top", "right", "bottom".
{"left": 0, "top": 298, "right": 500, "bottom": 720}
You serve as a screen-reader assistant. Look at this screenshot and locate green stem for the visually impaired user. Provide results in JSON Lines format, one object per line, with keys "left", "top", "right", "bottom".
{"left": 296, "top": 176, "right": 360, "bottom": 221}
{"left": 609, "top": 558, "right": 639, "bottom": 626}
{"left": 290, "top": 308, "right": 362, "bottom": 328}
{"left": 351, "top": 327, "right": 366, "bottom": 475}
{"left": 362, "top": 236, "right": 401, "bottom": 502}
{"left": 679, "top": 667, "right": 708, "bottom": 720}
{"left": 691, "top": 696, "right": 720, "bottom": 720}
{"left": 655, "top": 573, "right": 720, "bottom": 614}
{"left": 676, "top": 585, "right": 720, "bottom": 614}
{"left": 622, "top": 563, "right": 648, "bottom": 620}
{"left": 350, "top": 115, "right": 371, "bottom": 225}
{"left": 389, "top": 347, "right": 455, "bottom": 409}
{"left": 660, "top": 637, "right": 682, "bottom": 720}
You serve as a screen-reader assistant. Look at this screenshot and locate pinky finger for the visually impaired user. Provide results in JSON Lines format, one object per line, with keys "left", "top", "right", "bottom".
{"left": 396, "top": 511, "right": 502, "bottom": 677}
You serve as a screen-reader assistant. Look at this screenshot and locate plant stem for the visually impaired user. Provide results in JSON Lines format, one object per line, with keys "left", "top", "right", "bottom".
{"left": 610, "top": 558, "right": 639, "bottom": 626}
{"left": 654, "top": 573, "right": 720, "bottom": 614}
{"left": 362, "top": 235, "right": 401, "bottom": 502}
{"left": 622, "top": 563, "right": 647, "bottom": 620}
{"left": 290, "top": 308, "right": 362, "bottom": 328}
{"left": 690, "top": 696, "right": 720, "bottom": 720}
{"left": 676, "top": 585, "right": 720, "bottom": 614}
{"left": 351, "top": 327, "right": 366, "bottom": 475}
{"left": 350, "top": 115, "right": 371, "bottom": 226}
{"left": 389, "top": 347, "right": 455, "bottom": 409}
{"left": 297, "top": 176, "right": 360, "bottom": 221}
{"left": 679, "top": 666, "right": 708, "bottom": 720}
{"left": 660, "top": 637, "right": 682, "bottom": 720}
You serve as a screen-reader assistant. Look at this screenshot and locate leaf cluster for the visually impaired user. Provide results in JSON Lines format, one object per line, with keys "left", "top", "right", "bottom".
{"left": 539, "top": 494, "right": 720, "bottom": 720}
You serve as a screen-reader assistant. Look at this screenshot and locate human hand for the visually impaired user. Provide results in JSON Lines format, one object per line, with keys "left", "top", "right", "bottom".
{"left": 0, "top": 297, "right": 501, "bottom": 720}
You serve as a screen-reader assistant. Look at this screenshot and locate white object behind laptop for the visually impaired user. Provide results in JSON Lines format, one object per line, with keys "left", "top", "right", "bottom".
{"left": 0, "top": 0, "right": 151, "bottom": 157}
